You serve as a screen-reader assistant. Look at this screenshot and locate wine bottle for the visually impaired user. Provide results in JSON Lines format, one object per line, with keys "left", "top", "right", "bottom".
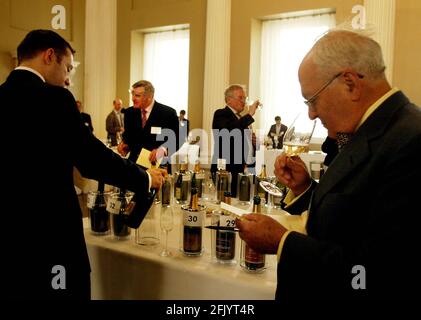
{"left": 89, "top": 181, "right": 109, "bottom": 234}
{"left": 238, "top": 166, "right": 251, "bottom": 203}
{"left": 111, "top": 189, "right": 131, "bottom": 238}
{"left": 256, "top": 164, "right": 268, "bottom": 204}
{"left": 183, "top": 186, "right": 202, "bottom": 255}
{"left": 216, "top": 159, "right": 231, "bottom": 203}
{"left": 174, "top": 161, "right": 190, "bottom": 204}
{"left": 193, "top": 160, "right": 205, "bottom": 198}
{"left": 215, "top": 191, "right": 236, "bottom": 261}
{"left": 161, "top": 164, "right": 172, "bottom": 206}
{"left": 244, "top": 195, "right": 265, "bottom": 270}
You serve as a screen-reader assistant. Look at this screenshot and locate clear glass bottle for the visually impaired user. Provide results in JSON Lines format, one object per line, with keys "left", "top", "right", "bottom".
{"left": 240, "top": 195, "right": 265, "bottom": 272}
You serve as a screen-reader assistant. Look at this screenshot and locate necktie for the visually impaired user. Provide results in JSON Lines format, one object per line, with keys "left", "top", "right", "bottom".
{"left": 141, "top": 109, "right": 147, "bottom": 128}
{"left": 336, "top": 132, "right": 353, "bottom": 150}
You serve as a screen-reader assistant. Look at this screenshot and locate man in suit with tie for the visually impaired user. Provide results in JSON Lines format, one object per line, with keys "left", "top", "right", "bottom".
{"left": 118, "top": 80, "right": 179, "bottom": 167}
{"left": 1, "top": 29, "right": 166, "bottom": 299}
{"left": 211, "top": 84, "right": 260, "bottom": 197}
{"left": 267, "top": 116, "right": 288, "bottom": 149}
{"left": 236, "top": 30, "right": 421, "bottom": 299}
{"left": 106, "top": 98, "right": 124, "bottom": 146}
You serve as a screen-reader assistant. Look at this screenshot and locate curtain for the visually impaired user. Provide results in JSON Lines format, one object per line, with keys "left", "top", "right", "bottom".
{"left": 143, "top": 29, "right": 190, "bottom": 116}
{"left": 260, "top": 13, "right": 336, "bottom": 140}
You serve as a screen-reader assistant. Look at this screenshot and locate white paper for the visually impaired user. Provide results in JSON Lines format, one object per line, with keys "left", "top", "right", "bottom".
{"left": 220, "top": 202, "right": 251, "bottom": 218}
{"left": 151, "top": 126, "right": 162, "bottom": 134}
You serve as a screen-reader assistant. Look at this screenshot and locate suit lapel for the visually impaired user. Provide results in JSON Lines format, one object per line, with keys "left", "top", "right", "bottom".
{"left": 311, "top": 90, "right": 408, "bottom": 210}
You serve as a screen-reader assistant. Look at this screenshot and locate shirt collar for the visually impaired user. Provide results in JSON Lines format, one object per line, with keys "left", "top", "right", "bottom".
{"left": 355, "top": 87, "right": 399, "bottom": 131}
{"left": 15, "top": 66, "right": 46, "bottom": 82}
{"left": 227, "top": 105, "right": 241, "bottom": 118}
{"left": 141, "top": 99, "right": 155, "bottom": 114}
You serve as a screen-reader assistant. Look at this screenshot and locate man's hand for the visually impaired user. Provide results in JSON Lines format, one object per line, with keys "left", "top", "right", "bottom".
{"left": 117, "top": 142, "right": 129, "bottom": 156}
{"left": 248, "top": 100, "right": 261, "bottom": 117}
{"left": 149, "top": 148, "right": 166, "bottom": 164}
{"left": 147, "top": 168, "right": 167, "bottom": 190}
{"left": 274, "top": 154, "right": 312, "bottom": 196}
{"left": 236, "top": 214, "right": 287, "bottom": 254}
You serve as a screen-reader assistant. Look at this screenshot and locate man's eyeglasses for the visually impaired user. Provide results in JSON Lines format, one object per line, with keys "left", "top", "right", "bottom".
{"left": 304, "top": 72, "right": 364, "bottom": 108}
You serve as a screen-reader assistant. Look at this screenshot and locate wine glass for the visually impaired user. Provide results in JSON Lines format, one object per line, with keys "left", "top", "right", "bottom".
{"left": 160, "top": 205, "right": 174, "bottom": 257}
{"left": 283, "top": 113, "right": 316, "bottom": 156}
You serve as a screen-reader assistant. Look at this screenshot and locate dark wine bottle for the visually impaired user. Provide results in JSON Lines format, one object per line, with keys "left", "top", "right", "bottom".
{"left": 244, "top": 195, "right": 265, "bottom": 270}
{"left": 183, "top": 187, "right": 202, "bottom": 255}
{"left": 89, "top": 181, "right": 110, "bottom": 234}
{"left": 238, "top": 169, "right": 251, "bottom": 202}
{"left": 161, "top": 175, "right": 171, "bottom": 206}
{"left": 193, "top": 160, "right": 205, "bottom": 198}
{"left": 216, "top": 191, "right": 236, "bottom": 260}
{"left": 111, "top": 189, "right": 130, "bottom": 238}
{"left": 174, "top": 162, "right": 190, "bottom": 203}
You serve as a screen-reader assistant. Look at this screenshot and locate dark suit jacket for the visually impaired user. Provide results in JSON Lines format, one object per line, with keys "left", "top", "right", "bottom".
{"left": 277, "top": 91, "right": 421, "bottom": 299}
{"left": 122, "top": 102, "right": 179, "bottom": 165}
{"left": 211, "top": 106, "right": 254, "bottom": 197}
{"left": 80, "top": 112, "right": 93, "bottom": 133}
{"left": 1, "top": 70, "right": 150, "bottom": 299}
{"left": 106, "top": 110, "right": 123, "bottom": 146}
{"left": 267, "top": 123, "right": 288, "bottom": 149}
{"left": 179, "top": 119, "right": 190, "bottom": 145}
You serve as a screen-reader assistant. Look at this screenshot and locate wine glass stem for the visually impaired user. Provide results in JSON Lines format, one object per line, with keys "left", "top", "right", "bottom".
{"left": 165, "top": 231, "right": 169, "bottom": 253}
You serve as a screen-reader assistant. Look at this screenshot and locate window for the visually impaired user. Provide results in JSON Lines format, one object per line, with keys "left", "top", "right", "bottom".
{"left": 143, "top": 28, "right": 190, "bottom": 115}
{"left": 259, "top": 11, "right": 336, "bottom": 140}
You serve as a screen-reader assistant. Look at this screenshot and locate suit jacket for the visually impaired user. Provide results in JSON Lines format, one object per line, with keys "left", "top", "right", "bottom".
{"left": 122, "top": 102, "right": 179, "bottom": 165}
{"left": 80, "top": 112, "right": 93, "bottom": 133}
{"left": 211, "top": 106, "right": 254, "bottom": 197}
{"left": 267, "top": 123, "right": 288, "bottom": 149}
{"left": 179, "top": 119, "right": 190, "bottom": 145}
{"left": 277, "top": 91, "right": 421, "bottom": 299}
{"left": 106, "top": 110, "right": 124, "bottom": 146}
{"left": 1, "top": 70, "right": 150, "bottom": 299}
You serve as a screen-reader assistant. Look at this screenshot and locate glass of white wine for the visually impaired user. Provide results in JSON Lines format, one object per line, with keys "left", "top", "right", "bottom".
{"left": 159, "top": 205, "right": 174, "bottom": 257}
{"left": 283, "top": 113, "right": 316, "bottom": 156}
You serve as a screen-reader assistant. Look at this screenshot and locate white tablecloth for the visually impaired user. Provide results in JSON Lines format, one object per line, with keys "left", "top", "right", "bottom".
{"left": 84, "top": 201, "right": 290, "bottom": 300}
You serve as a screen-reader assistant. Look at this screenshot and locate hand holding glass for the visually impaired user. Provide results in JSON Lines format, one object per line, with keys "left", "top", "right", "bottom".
{"left": 283, "top": 113, "right": 316, "bottom": 156}
{"left": 160, "top": 205, "right": 174, "bottom": 257}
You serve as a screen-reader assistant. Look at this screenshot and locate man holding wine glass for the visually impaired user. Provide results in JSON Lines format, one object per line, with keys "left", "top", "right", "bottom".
{"left": 237, "top": 30, "right": 421, "bottom": 299}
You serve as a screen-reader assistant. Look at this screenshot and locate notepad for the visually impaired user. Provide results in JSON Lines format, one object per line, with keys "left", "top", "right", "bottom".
{"left": 136, "top": 148, "right": 161, "bottom": 169}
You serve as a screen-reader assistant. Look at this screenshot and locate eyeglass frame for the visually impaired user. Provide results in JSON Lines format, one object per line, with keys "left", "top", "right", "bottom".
{"left": 303, "top": 72, "right": 364, "bottom": 108}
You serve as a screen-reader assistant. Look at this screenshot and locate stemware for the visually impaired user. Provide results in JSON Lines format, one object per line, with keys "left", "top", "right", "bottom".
{"left": 160, "top": 205, "right": 174, "bottom": 257}
{"left": 282, "top": 113, "right": 316, "bottom": 156}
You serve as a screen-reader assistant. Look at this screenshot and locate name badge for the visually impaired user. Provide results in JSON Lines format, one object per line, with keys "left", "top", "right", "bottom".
{"left": 151, "top": 126, "right": 162, "bottom": 134}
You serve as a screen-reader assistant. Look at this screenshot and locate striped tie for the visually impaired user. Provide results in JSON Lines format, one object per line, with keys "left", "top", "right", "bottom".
{"left": 141, "top": 109, "right": 147, "bottom": 128}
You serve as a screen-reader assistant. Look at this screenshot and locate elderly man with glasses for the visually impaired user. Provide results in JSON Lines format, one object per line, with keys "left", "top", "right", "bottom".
{"left": 237, "top": 30, "right": 421, "bottom": 299}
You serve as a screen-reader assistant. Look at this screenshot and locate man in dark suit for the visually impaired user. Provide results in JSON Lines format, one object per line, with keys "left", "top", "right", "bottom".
{"left": 178, "top": 109, "right": 189, "bottom": 146}
{"left": 118, "top": 80, "right": 179, "bottom": 168}
{"left": 237, "top": 30, "right": 421, "bottom": 299}
{"left": 106, "top": 98, "right": 124, "bottom": 146}
{"left": 76, "top": 100, "right": 94, "bottom": 133}
{"left": 0, "top": 29, "right": 166, "bottom": 299}
{"left": 211, "top": 84, "right": 260, "bottom": 197}
{"left": 267, "top": 116, "right": 288, "bottom": 149}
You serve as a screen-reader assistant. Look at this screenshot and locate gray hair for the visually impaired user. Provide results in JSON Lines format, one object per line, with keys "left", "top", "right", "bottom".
{"left": 132, "top": 80, "right": 155, "bottom": 94}
{"left": 224, "top": 84, "right": 245, "bottom": 102}
{"left": 309, "top": 30, "right": 386, "bottom": 80}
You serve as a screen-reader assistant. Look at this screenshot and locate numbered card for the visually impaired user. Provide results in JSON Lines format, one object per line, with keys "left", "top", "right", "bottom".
{"left": 220, "top": 215, "right": 236, "bottom": 228}
{"left": 217, "top": 158, "right": 226, "bottom": 171}
{"left": 182, "top": 174, "right": 191, "bottom": 182}
{"left": 183, "top": 211, "right": 203, "bottom": 227}
{"left": 86, "top": 193, "right": 96, "bottom": 209}
{"left": 106, "top": 198, "right": 121, "bottom": 214}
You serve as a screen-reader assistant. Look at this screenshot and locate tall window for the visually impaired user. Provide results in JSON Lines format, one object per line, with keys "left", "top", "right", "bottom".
{"left": 143, "top": 28, "right": 190, "bottom": 115}
{"left": 260, "top": 11, "right": 335, "bottom": 140}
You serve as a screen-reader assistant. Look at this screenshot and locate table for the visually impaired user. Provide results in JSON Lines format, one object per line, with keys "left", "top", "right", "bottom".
{"left": 84, "top": 201, "right": 294, "bottom": 300}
